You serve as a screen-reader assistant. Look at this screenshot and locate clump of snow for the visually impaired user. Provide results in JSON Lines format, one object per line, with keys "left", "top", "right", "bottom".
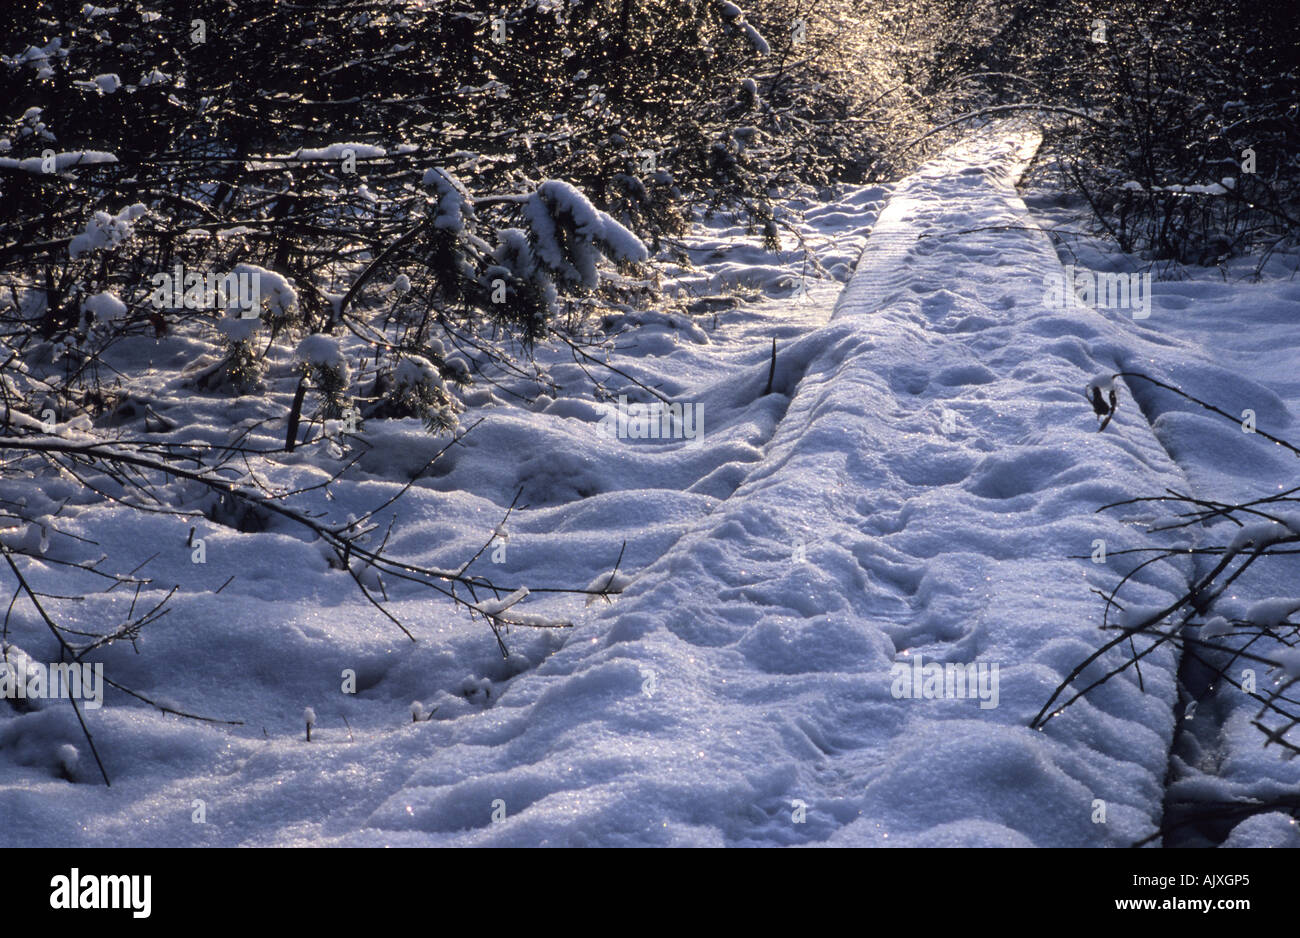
{"left": 584, "top": 568, "right": 634, "bottom": 604}
{"left": 1200, "top": 616, "right": 1233, "bottom": 640}
{"left": 716, "top": 1, "right": 769, "bottom": 54}
{"left": 2, "top": 40, "right": 62, "bottom": 71}
{"left": 281, "top": 143, "right": 386, "bottom": 161}
{"left": 1273, "top": 650, "right": 1300, "bottom": 680}
{"left": 472, "top": 587, "right": 529, "bottom": 617}
{"left": 0, "top": 408, "right": 31, "bottom": 438}
{"left": 443, "top": 355, "right": 471, "bottom": 382}
{"left": 0, "top": 516, "right": 49, "bottom": 554}
{"left": 422, "top": 167, "right": 476, "bottom": 233}
{"left": 741, "top": 22, "right": 770, "bottom": 54}
{"left": 1220, "top": 812, "right": 1300, "bottom": 848}
{"left": 137, "top": 68, "right": 170, "bottom": 87}
{"left": 217, "top": 311, "right": 261, "bottom": 343}
{"left": 56, "top": 744, "right": 79, "bottom": 777}
{"left": 295, "top": 335, "right": 349, "bottom": 382}
{"left": 485, "top": 227, "right": 558, "bottom": 308}
{"left": 81, "top": 290, "right": 127, "bottom": 323}
{"left": 394, "top": 355, "right": 443, "bottom": 391}
{"left": 246, "top": 144, "right": 387, "bottom": 171}
{"left": 74, "top": 73, "right": 120, "bottom": 94}
{"left": 296, "top": 334, "right": 345, "bottom": 367}
{"left": 490, "top": 227, "right": 535, "bottom": 273}
{"left": 322, "top": 292, "right": 344, "bottom": 322}
{"left": 67, "top": 202, "right": 144, "bottom": 258}
{"left": 1226, "top": 521, "right": 1295, "bottom": 556}
{"left": 1119, "top": 181, "right": 1232, "bottom": 195}
{"left": 1118, "top": 603, "right": 1169, "bottom": 630}
{"left": 232, "top": 263, "right": 297, "bottom": 320}
{"left": 1086, "top": 373, "right": 1115, "bottom": 394}
{"left": 1243, "top": 598, "right": 1300, "bottom": 629}
{"left": 524, "top": 180, "right": 647, "bottom": 287}
{"left": 0, "top": 150, "right": 118, "bottom": 175}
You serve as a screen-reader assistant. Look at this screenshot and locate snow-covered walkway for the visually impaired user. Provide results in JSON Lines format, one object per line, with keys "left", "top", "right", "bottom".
{"left": 16, "top": 124, "right": 1300, "bottom": 848}
{"left": 343, "top": 125, "right": 1195, "bottom": 846}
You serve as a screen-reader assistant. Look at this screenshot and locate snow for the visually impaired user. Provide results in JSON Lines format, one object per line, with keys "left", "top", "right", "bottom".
{"left": 233, "top": 263, "right": 297, "bottom": 319}
{"left": 67, "top": 202, "right": 145, "bottom": 258}
{"left": 1273, "top": 650, "right": 1300, "bottom": 681}
{"left": 0, "top": 150, "right": 118, "bottom": 175}
{"left": 1021, "top": 147, "right": 1300, "bottom": 847}
{"left": 1120, "top": 181, "right": 1233, "bottom": 196}
{"left": 1200, "top": 616, "right": 1232, "bottom": 640}
{"left": 716, "top": 1, "right": 769, "bottom": 54}
{"left": 5, "top": 120, "right": 1300, "bottom": 847}
{"left": 246, "top": 144, "right": 388, "bottom": 172}
{"left": 295, "top": 334, "right": 347, "bottom": 375}
{"left": 1226, "top": 521, "right": 1296, "bottom": 556}
{"left": 1119, "top": 604, "right": 1171, "bottom": 630}
{"left": 1220, "top": 812, "right": 1300, "bottom": 847}
{"left": 81, "top": 290, "right": 127, "bottom": 322}
{"left": 279, "top": 143, "right": 387, "bottom": 161}
{"left": 0, "top": 149, "right": 880, "bottom": 845}
{"left": 1086, "top": 372, "right": 1115, "bottom": 394}
{"left": 394, "top": 355, "right": 442, "bottom": 390}
{"left": 73, "top": 73, "right": 121, "bottom": 94}
{"left": 1241, "top": 598, "right": 1300, "bottom": 629}
{"left": 137, "top": 68, "right": 171, "bottom": 87}
{"left": 584, "top": 569, "right": 634, "bottom": 604}
{"left": 56, "top": 745, "right": 78, "bottom": 777}
{"left": 472, "top": 588, "right": 529, "bottom": 617}
{"left": 216, "top": 312, "right": 261, "bottom": 343}
{"left": 2, "top": 40, "right": 62, "bottom": 69}
{"left": 422, "top": 167, "right": 476, "bottom": 232}
{"left": 524, "top": 180, "right": 648, "bottom": 287}
{"left": 0, "top": 515, "right": 49, "bottom": 554}
{"left": 488, "top": 227, "right": 555, "bottom": 306}
{"left": 443, "top": 355, "right": 471, "bottom": 383}
{"left": 741, "top": 23, "right": 770, "bottom": 55}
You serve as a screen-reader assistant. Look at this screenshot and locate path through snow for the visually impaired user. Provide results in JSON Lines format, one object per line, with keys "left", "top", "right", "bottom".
{"left": 345, "top": 124, "right": 1196, "bottom": 846}
{"left": 9, "top": 123, "right": 1299, "bottom": 847}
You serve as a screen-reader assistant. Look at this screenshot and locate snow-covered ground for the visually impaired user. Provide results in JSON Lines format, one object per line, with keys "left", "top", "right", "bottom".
{"left": 3, "top": 123, "right": 1298, "bottom": 847}
{"left": 1024, "top": 174, "right": 1300, "bottom": 849}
